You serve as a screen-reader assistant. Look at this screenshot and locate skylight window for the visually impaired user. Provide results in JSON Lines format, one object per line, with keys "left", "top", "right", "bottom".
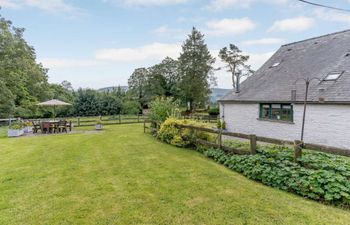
{"left": 323, "top": 72, "right": 343, "bottom": 81}
{"left": 270, "top": 62, "right": 280, "bottom": 68}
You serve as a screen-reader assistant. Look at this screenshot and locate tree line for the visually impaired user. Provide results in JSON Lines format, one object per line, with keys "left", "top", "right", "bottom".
{"left": 0, "top": 12, "right": 252, "bottom": 118}
{"left": 127, "top": 28, "right": 253, "bottom": 112}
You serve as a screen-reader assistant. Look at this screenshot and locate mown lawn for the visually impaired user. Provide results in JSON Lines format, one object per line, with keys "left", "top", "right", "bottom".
{"left": 0, "top": 124, "right": 349, "bottom": 225}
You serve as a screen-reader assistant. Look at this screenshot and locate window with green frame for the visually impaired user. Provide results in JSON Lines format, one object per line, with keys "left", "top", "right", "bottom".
{"left": 259, "top": 103, "right": 293, "bottom": 122}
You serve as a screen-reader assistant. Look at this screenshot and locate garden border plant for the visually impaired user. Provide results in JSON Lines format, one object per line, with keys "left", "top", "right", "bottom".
{"left": 154, "top": 118, "right": 350, "bottom": 208}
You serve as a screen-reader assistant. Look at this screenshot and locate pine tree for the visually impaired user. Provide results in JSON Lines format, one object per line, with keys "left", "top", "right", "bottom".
{"left": 219, "top": 44, "right": 253, "bottom": 93}
{"left": 178, "top": 27, "right": 215, "bottom": 111}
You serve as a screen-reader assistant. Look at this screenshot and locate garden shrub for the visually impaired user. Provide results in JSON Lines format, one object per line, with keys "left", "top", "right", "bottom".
{"left": 154, "top": 120, "right": 350, "bottom": 207}
{"left": 224, "top": 139, "right": 251, "bottom": 151}
{"left": 157, "top": 118, "right": 215, "bottom": 147}
{"left": 9, "top": 121, "right": 24, "bottom": 130}
{"left": 121, "top": 100, "right": 141, "bottom": 115}
{"left": 149, "top": 97, "right": 179, "bottom": 122}
{"left": 203, "top": 146, "right": 350, "bottom": 207}
{"left": 208, "top": 107, "right": 219, "bottom": 116}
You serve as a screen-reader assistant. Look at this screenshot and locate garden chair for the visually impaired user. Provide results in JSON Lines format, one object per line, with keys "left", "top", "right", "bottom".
{"left": 66, "top": 121, "right": 72, "bottom": 132}
{"left": 41, "top": 122, "right": 54, "bottom": 134}
{"left": 57, "top": 120, "right": 67, "bottom": 133}
{"left": 32, "top": 121, "right": 41, "bottom": 134}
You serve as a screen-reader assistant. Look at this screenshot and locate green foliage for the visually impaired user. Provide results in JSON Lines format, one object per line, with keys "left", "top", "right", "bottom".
{"left": 70, "top": 88, "right": 138, "bottom": 117}
{"left": 208, "top": 107, "right": 219, "bottom": 116}
{"left": 216, "top": 120, "right": 221, "bottom": 129}
{"left": 121, "top": 100, "right": 141, "bottom": 115}
{"left": 73, "top": 89, "right": 100, "bottom": 116}
{"left": 1, "top": 125, "right": 349, "bottom": 224}
{"left": 157, "top": 118, "right": 214, "bottom": 147}
{"left": 95, "top": 119, "right": 102, "bottom": 125}
{"left": 216, "top": 120, "right": 226, "bottom": 130}
{"left": 9, "top": 121, "right": 24, "bottom": 130}
{"left": 127, "top": 58, "right": 180, "bottom": 109}
{"left": 149, "top": 97, "right": 179, "bottom": 122}
{"left": 0, "top": 15, "right": 51, "bottom": 118}
{"left": 23, "top": 121, "right": 32, "bottom": 127}
{"left": 147, "top": 57, "right": 180, "bottom": 99}
{"left": 128, "top": 67, "right": 149, "bottom": 108}
{"left": 223, "top": 139, "right": 250, "bottom": 150}
{"left": 221, "top": 121, "right": 226, "bottom": 130}
{"left": 0, "top": 80, "right": 15, "bottom": 118}
{"left": 178, "top": 27, "right": 216, "bottom": 111}
{"left": 202, "top": 145, "right": 350, "bottom": 207}
{"left": 218, "top": 44, "right": 253, "bottom": 92}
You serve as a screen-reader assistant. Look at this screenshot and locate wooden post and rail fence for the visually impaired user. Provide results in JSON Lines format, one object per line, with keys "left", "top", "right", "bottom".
{"left": 144, "top": 120, "right": 350, "bottom": 160}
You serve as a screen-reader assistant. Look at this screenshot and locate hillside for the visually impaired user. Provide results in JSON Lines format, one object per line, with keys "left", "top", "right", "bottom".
{"left": 97, "top": 86, "right": 230, "bottom": 103}
{"left": 98, "top": 86, "right": 128, "bottom": 93}
{"left": 210, "top": 88, "right": 231, "bottom": 103}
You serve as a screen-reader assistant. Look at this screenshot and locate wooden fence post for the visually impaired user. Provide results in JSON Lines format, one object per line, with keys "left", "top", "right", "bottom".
{"left": 143, "top": 120, "right": 146, "bottom": 133}
{"left": 294, "top": 140, "right": 303, "bottom": 161}
{"left": 138, "top": 114, "right": 140, "bottom": 123}
{"left": 218, "top": 129, "right": 222, "bottom": 148}
{"left": 119, "top": 114, "right": 121, "bottom": 124}
{"left": 77, "top": 117, "right": 80, "bottom": 127}
{"left": 250, "top": 134, "right": 257, "bottom": 154}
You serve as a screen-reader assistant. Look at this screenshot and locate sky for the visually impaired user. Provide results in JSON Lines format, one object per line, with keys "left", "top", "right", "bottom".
{"left": 0, "top": 0, "right": 350, "bottom": 89}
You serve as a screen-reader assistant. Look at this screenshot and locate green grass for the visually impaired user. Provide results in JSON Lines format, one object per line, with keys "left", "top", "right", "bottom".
{"left": 0, "top": 124, "right": 349, "bottom": 225}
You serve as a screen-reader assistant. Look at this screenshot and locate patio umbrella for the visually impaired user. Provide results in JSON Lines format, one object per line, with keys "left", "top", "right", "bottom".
{"left": 37, "top": 99, "right": 72, "bottom": 118}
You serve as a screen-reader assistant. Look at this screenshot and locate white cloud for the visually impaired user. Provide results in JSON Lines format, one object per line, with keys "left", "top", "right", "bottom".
{"left": 40, "top": 43, "right": 182, "bottom": 69}
{"left": 0, "top": 0, "right": 83, "bottom": 16}
{"left": 39, "top": 58, "right": 104, "bottom": 69}
{"left": 95, "top": 43, "right": 181, "bottom": 62}
{"left": 313, "top": 9, "right": 350, "bottom": 25}
{"left": 0, "top": 0, "right": 21, "bottom": 8}
{"left": 103, "top": 0, "right": 188, "bottom": 6}
{"left": 268, "top": 16, "right": 315, "bottom": 32}
{"left": 248, "top": 52, "right": 274, "bottom": 69}
{"left": 243, "top": 38, "right": 285, "bottom": 46}
{"left": 205, "top": 0, "right": 289, "bottom": 11}
{"left": 206, "top": 18, "right": 256, "bottom": 36}
{"left": 152, "top": 25, "right": 186, "bottom": 39}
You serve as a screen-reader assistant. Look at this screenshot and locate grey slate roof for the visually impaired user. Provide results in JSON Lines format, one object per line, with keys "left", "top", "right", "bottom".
{"left": 220, "top": 30, "right": 350, "bottom": 104}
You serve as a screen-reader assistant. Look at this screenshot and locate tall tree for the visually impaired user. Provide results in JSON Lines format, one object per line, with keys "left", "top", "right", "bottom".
{"left": 0, "top": 14, "right": 51, "bottom": 118}
{"left": 178, "top": 27, "right": 215, "bottom": 111}
{"left": 128, "top": 68, "right": 149, "bottom": 108}
{"left": 218, "top": 44, "right": 253, "bottom": 93}
{"left": 0, "top": 80, "right": 15, "bottom": 118}
{"left": 147, "top": 57, "right": 180, "bottom": 98}
{"left": 73, "top": 89, "right": 100, "bottom": 116}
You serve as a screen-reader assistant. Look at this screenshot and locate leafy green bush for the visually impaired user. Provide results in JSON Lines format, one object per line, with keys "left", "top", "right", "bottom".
{"left": 9, "top": 121, "right": 24, "bottom": 130}
{"left": 157, "top": 118, "right": 215, "bottom": 147}
{"left": 208, "top": 107, "right": 219, "bottom": 116}
{"left": 203, "top": 146, "right": 350, "bottom": 207}
{"left": 149, "top": 97, "right": 179, "bottom": 122}
{"left": 154, "top": 119, "right": 350, "bottom": 207}
{"left": 121, "top": 100, "right": 141, "bottom": 115}
{"left": 224, "top": 139, "right": 250, "bottom": 151}
{"left": 217, "top": 120, "right": 226, "bottom": 129}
